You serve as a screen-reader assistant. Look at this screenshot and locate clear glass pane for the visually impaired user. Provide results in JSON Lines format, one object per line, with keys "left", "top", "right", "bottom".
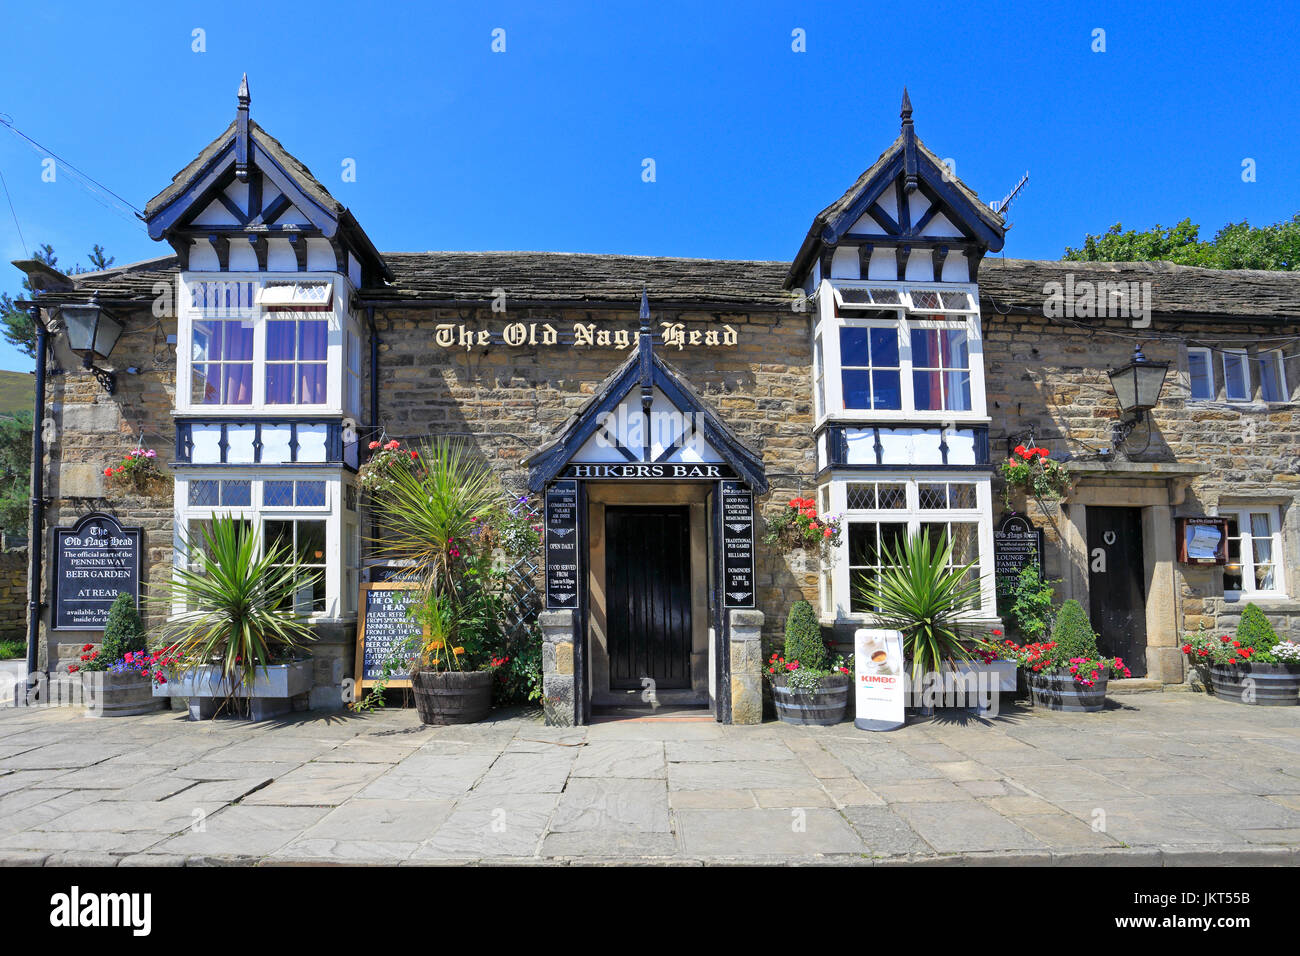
{"left": 873, "top": 369, "right": 902, "bottom": 409}
{"left": 880, "top": 522, "right": 908, "bottom": 562}
{"left": 1224, "top": 516, "right": 1243, "bottom": 591}
{"left": 192, "top": 365, "right": 219, "bottom": 405}
{"left": 913, "top": 370, "right": 943, "bottom": 410}
{"left": 1259, "top": 354, "right": 1286, "bottom": 402}
{"left": 848, "top": 523, "right": 876, "bottom": 566}
{"left": 1188, "top": 352, "right": 1213, "bottom": 399}
{"left": 192, "top": 322, "right": 218, "bottom": 363}
{"left": 296, "top": 481, "right": 326, "bottom": 508}
{"left": 911, "top": 290, "right": 942, "bottom": 310}
{"left": 266, "top": 322, "right": 296, "bottom": 362}
{"left": 846, "top": 483, "right": 875, "bottom": 510}
{"left": 299, "top": 321, "right": 328, "bottom": 361}
{"left": 840, "top": 328, "right": 871, "bottom": 366}
{"left": 297, "top": 520, "right": 327, "bottom": 563}
{"left": 870, "top": 328, "right": 899, "bottom": 367}
{"left": 941, "top": 330, "right": 969, "bottom": 369}
{"left": 223, "top": 363, "right": 252, "bottom": 404}
{"left": 188, "top": 480, "right": 219, "bottom": 507}
{"left": 842, "top": 369, "right": 873, "bottom": 409}
{"left": 878, "top": 484, "right": 906, "bottom": 509}
{"left": 1224, "top": 355, "right": 1249, "bottom": 400}
{"left": 220, "top": 480, "right": 251, "bottom": 507}
{"left": 944, "top": 370, "right": 972, "bottom": 411}
{"left": 918, "top": 483, "right": 947, "bottom": 509}
{"left": 948, "top": 484, "right": 977, "bottom": 509}
{"left": 849, "top": 568, "right": 874, "bottom": 613}
{"left": 264, "top": 480, "right": 294, "bottom": 507}
{"left": 911, "top": 328, "right": 939, "bottom": 368}
{"left": 224, "top": 322, "right": 253, "bottom": 361}
{"left": 266, "top": 364, "right": 294, "bottom": 404}
{"left": 298, "top": 364, "right": 327, "bottom": 404}
{"left": 264, "top": 520, "right": 293, "bottom": 557}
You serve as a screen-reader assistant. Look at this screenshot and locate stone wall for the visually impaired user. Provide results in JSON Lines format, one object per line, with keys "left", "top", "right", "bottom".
{"left": 372, "top": 304, "right": 821, "bottom": 648}
{"left": 36, "top": 309, "right": 179, "bottom": 671}
{"left": 984, "top": 306, "right": 1300, "bottom": 657}
{"left": 0, "top": 549, "right": 26, "bottom": 643}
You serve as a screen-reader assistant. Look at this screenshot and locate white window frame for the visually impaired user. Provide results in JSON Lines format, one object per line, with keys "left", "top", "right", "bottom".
{"left": 1222, "top": 349, "right": 1251, "bottom": 402}
{"left": 176, "top": 273, "right": 355, "bottom": 415}
{"left": 1218, "top": 505, "right": 1287, "bottom": 600}
{"left": 173, "top": 473, "right": 357, "bottom": 619}
{"left": 815, "top": 279, "right": 987, "bottom": 425}
{"left": 1187, "top": 346, "right": 1215, "bottom": 401}
{"left": 1257, "top": 349, "right": 1288, "bottom": 403}
{"left": 821, "top": 474, "right": 996, "bottom": 622}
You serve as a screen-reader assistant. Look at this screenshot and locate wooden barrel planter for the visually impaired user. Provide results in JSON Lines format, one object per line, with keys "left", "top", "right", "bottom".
{"left": 412, "top": 670, "right": 493, "bottom": 725}
{"left": 1209, "top": 663, "right": 1300, "bottom": 706}
{"left": 772, "top": 673, "right": 850, "bottom": 725}
{"left": 1029, "top": 672, "right": 1107, "bottom": 713}
{"left": 82, "top": 671, "right": 166, "bottom": 718}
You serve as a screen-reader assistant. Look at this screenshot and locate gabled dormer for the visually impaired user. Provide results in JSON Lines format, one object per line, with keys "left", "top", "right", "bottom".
{"left": 786, "top": 90, "right": 1005, "bottom": 290}
{"left": 143, "top": 75, "right": 391, "bottom": 288}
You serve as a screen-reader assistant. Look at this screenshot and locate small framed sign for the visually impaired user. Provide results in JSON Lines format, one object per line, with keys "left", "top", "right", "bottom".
{"left": 354, "top": 582, "right": 427, "bottom": 690}
{"left": 1177, "top": 516, "right": 1228, "bottom": 565}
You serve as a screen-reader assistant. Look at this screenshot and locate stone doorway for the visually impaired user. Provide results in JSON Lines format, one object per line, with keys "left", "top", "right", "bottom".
{"left": 585, "top": 483, "right": 712, "bottom": 711}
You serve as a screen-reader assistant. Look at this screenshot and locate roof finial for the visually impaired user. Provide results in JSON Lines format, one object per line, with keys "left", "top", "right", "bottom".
{"left": 901, "top": 87, "right": 918, "bottom": 192}
{"left": 900, "top": 87, "right": 913, "bottom": 128}
{"left": 235, "top": 74, "right": 251, "bottom": 182}
{"left": 639, "top": 287, "right": 650, "bottom": 334}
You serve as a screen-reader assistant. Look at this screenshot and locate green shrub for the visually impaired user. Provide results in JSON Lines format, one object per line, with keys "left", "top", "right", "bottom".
{"left": 1000, "top": 560, "right": 1057, "bottom": 639}
{"left": 784, "top": 600, "right": 826, "bottom": 670}
{"left": 1051, "top": 599, "right": 1098, "bottom": 659}
{"left": 101, "top": 592, "right": 146, "bottom": 661}
{"left": 1236, "top": 604, "right": 1280, "bottom": 651}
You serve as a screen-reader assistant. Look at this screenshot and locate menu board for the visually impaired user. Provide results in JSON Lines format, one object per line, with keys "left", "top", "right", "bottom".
{"left": 993, "top": 514, "right": 1043, "bottom": 592}
{"left": 720, "top": 481, "right": 755, "bottom": 608}
{"left": 545, "top": 480, "right": 580, "bottom": 609}
{"left": 1177, "top": 516, "right": 1229, "bottom": 565}
{"left": 53, "top": 513, "right": 141, "bottom": 631}
{"left": 354, "top": 583, "right": 425, "bottom": 688}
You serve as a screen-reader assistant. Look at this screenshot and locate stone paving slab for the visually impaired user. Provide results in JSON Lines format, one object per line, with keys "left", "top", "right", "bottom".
{"left": 1, "top": 694, "right": 1299, "bottom": 865}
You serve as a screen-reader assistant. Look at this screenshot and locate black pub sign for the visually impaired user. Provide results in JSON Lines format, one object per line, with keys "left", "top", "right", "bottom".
{"left": 720, "top": 480, "right": 755, "bottom": 608}
{"left": 545, "top": 480, "right": 580, "bottom": 609}
{"left": 53, "top": 512, "right": 142, "bottom": 631}
{"left": 993, "top": 513, "right": 1044, "bottom": 591}
{"left": 559, "top": 462, "right": 737, "bottom": 481}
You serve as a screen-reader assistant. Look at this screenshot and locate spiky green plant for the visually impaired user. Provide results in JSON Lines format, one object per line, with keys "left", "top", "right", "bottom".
{"left": 365, "top": 438, "right": 504, "bottom": 603}
{"left": 853, "top": 531, "right": 985, "bottom": 680}
{"left": 165, "top": 516, "right": 318, "bottom": 709}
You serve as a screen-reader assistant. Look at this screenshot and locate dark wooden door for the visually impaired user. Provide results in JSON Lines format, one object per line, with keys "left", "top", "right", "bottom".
{"left": 605, "top": 506, "right": 692, "bottom": 690}
{"left": 1086, "top": 506, "right": 1147, "bottom": 676}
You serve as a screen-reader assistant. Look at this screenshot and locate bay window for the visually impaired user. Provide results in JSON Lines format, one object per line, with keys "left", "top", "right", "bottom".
{"left": 822, "top": 476, "right": 996, "bottom": 620}
{"left": 174, "top": 473, "right": 355, "bottom": 619}
{"left": 814, "top": 280, "right": 985, "bottom": 422}
{"left": 266, "top": 318, "right": 329, "bottom": 405}
{"left": 191, "top": 319, "right": 254, "bottom": 405}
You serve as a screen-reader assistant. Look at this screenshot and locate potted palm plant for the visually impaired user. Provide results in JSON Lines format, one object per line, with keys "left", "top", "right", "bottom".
{"left": 155, "top": 516, "right": 319, "bottom": 720}
{"left": 854, "top": 531, "right": 985, "bottom": 715}
{"left": 362, "top": 437, "right": 506, "bottom": 725}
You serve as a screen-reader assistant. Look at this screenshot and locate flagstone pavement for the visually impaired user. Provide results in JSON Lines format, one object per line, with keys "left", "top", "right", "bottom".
{"left": 2, "top": 691, "right": 1300, "bottom": 866}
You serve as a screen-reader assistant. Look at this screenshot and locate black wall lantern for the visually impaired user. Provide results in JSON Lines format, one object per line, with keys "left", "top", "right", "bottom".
{"left": 1107, "top": 344, "right": 1169, "bottom": 450}
{"left": 58, "top": 292, "right": 122, "bottom": 394}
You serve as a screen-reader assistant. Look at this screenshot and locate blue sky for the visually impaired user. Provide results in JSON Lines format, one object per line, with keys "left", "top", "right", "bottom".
{"left": 1, "top": 0, "right": 1297, "bottom": 372}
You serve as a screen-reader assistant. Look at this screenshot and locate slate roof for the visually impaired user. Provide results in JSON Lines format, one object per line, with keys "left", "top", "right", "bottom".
{"left": 17, "top": 252, "right": 1300, "bottom": 322}
{"left": 143, "top": 119, "right": 343, "bottom": 220}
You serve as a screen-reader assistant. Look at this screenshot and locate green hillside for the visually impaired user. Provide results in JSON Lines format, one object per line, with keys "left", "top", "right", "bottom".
{"left": 0, "top": 370, "right": 33, "bottom": 418}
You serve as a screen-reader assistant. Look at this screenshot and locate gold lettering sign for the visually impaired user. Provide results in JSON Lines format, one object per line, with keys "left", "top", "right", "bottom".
{"left": 432, "top": 322, "right": 738, "bottom": 351}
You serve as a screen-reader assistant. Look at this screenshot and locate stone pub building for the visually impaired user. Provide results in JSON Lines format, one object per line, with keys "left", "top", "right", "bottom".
{"left": 15, "top": 82, "right": 1300, "bottom": 723}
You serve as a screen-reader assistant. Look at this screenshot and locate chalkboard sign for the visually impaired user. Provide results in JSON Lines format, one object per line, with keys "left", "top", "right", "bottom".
{"left": 720, "top": 481, "right": 755, "bottom": 608}
{"left": 53, "top": 513, "right": 141, "bottom": 631}
{"left": 545, "top": 480, "right": 580, "bottom": 609}
{"left": 994, "top": 514, "right": 1043, "bottom": 592}
{"left": 354, "top": 583, "right": 426, "bottom": 689}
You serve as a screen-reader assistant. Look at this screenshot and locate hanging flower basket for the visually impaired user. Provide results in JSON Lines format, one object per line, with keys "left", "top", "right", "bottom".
{"left": 104, "top": 447, "right": 170, "bottom": 497}
{"left": 999, "top": 445, "right": 1070, "bottom": 508}
{"left": 763, "top": 497, "right": 842, "bottom": 556}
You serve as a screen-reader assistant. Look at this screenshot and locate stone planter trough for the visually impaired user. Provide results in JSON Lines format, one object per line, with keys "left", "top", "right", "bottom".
{"left": 153, "top": 660, "right": 313, "bottom": 720}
